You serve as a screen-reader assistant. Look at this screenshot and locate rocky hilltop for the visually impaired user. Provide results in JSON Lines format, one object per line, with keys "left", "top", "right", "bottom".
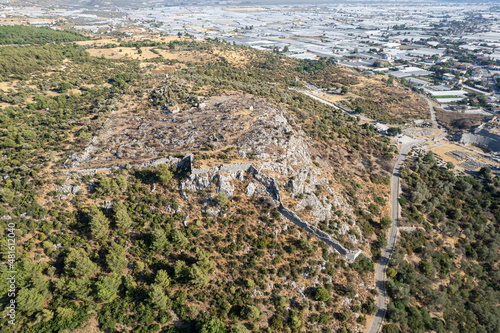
{"left": 66, "top": 93, "right": 369, "bottom": 260}
{"left": 0, "top": 32, "right": 408, "bottom": 333}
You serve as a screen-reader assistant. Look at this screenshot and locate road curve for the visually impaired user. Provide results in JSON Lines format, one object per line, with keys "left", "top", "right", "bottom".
{"left": 293, "top": 87, "right": 444, "bottom": 333}
{"left": 368, "top": 95, "right": 447, "bottom": 333}
{"left": 366, "top": 139, "right": 424, "bottom": 333}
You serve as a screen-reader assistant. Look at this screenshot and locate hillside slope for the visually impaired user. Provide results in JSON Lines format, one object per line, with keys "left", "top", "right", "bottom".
{"left": 0, "top": 34, "right": 421, "bottom": 332}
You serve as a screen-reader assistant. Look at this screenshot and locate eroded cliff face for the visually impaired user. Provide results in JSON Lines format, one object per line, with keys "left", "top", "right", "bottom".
{"left": 65, "top": 93, "right": 371, "bottom": 258}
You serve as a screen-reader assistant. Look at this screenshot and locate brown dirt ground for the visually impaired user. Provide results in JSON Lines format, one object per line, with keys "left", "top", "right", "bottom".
{"left": 435, "top": 108, "right": 493, "bottom": 132}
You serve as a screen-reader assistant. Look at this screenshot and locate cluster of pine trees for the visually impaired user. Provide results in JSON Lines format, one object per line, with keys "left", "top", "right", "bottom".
{"left": 0, "top": 25, "right": 88, "bottom": 45}
{"left": 383, "top": 152, "right": 499, "bottom": 333}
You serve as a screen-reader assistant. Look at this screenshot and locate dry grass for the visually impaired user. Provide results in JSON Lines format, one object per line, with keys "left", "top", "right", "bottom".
{"left": 86, "top": 47, "right": 157, "bottom": 60}
{"left": 0, "top": 18, "right": 32, "bottom": 25}
{"left": 310, "top": 91, "right": 345, "bottom": 103}
{"left": 75, "top": 35, "right": 178, "bottom": 47}
{"left": 85, "top": 45, "right": 215, "bottom": 64}
{"left": 312, "top": 66, "right": 430, "bottom": 122}
{"left": 435, "top": 108, "right": 492, "bottom": 132}
{"left": 430, "top": 143, "right": 473, "bottom": 163}
{"left": 0, "top": 81, "right": 15, "bottom": 91}
{"left": 211, "top": 48, "right": 256, "bottom": 67}
{"left": 350, "top": 79, "right": 429, "bottom": 122}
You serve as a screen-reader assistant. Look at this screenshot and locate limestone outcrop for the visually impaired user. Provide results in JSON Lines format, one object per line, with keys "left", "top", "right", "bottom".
{"left": 65, "top": 93, "right": 368, "bottom": 262}
{"left": 180, "top": 159, "right": 365, "bottom": 263}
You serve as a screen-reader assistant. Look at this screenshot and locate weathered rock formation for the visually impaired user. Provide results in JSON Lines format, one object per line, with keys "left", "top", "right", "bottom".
{"left": 66, "top": 93, "right": 368, "bottom": 262}
{"left": 181, "top": 158, "right": 364, "bottom": 263}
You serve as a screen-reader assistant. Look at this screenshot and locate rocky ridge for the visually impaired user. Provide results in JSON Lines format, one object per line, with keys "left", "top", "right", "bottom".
{"left": 64, "top": 93, "right": 369, "bottom": 261}
{"left": 182, "top": 155, "right": 364, "bottom": 262}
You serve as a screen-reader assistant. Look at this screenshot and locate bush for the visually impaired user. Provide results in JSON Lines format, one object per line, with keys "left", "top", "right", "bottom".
{"left": 1, "top": 188, "right": 14, "bottom": 203}
{"left": 387, "top": 127, "right": 402, "bottom": 136}
{"left": 241, "top": 305, "right": 260, "bottom": 321}
{"left": 215, "top": 193, "right": 229, "bottom": 206}
{"left": 382, "top": 324, "right": 400, "bottom": 333}
{"left": 201, "top": 318, "right": 227, "bottom": 333}
{"left": 314, "top": 287, "right": 330, "bottom": 302}
{"left": 352, "top": 256, "right": 374, "bottom": 274}
{"left": 368, "top": 203, "right": 380, "bottom": 215}
{"left": 273, "top": 296, "right": 288, "bottom": 308}
{"left": 270, "top": 316, "right": 283, "bottom": 331}
{"left": 337, "top": 311, "right": 351, "bottom": 322}
{"left": 381, "top": 216, "right": 392, "bottom": 230}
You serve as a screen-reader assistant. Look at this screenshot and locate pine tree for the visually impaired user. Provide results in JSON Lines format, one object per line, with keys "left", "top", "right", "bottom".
{"left": 114, "top": 202, "right": 132, "bottom": 230}
{"left": 190, "top": 264, "right": 208, "bottom": 287}
{"left": 60, "top": 277, "right": 92, "bottom": 301}
{"left": 170, "top": 229, "right": 188, "bottom": 248}
{"left": 155, "top": 270, "right": 171, "bottom": 289}
{"left": 215, "top": 193, "right": 228, "bottom": 206}
{"left": 96, "top": 177, "right": 112, "bottom": 195}
{"left": 200, "top": 318, "right": 227, "bottom": 333}
{"left": 56, "top": 307, "right": 75, "bottom": 319}
{"left": 150, "top": 284, "right": 170, "bottom": 310}
{"left": 106, "top": 242, "right": 127, "bottom": 274}
{"left": 90, "top": 205, "right": 110, "bottom": 241}
{"left": 152, "top": 227, "right": 168, "bottom": 252}
{"left": 64, "top": 249, "right": 98, "bottom": 278}
{"left": 96, "top": 275, "right": 120, "bottom": 303}
{"left": 156, "top": 164, "right": 173, "bottom": 185}
{"left": 115, "top": 174, "right": 128, "bottom": 191}
{"left": 110, "top": 179, "right": 120, "bottom": 194}
{"left": 196, "top": 248, "right": 213, "bottom": 272}
{"left": 174, "top": 260, "right": 190, "bottom": 281}
{"left": 17, "top": 288, "right": 45, "bottom": 315}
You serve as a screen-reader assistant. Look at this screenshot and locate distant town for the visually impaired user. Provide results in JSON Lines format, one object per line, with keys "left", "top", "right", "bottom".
{"left": 1, "top": 2, "right": 499, "bottom": 115}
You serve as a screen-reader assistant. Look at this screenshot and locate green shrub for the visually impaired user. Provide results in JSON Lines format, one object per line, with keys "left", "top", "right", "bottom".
{"left": 315, "top": 287, "right": 330, "bottom": 302}
{"left": 215, "top": 193, "right": 229, "bottom": 206}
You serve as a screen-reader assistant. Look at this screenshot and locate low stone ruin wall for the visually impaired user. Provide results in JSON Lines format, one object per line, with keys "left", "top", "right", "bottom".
{"left": 183, "top": 158, "right": 365, "bottom": 263}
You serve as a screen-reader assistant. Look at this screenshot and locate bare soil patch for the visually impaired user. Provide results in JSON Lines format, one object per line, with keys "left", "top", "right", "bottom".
{"left": 435, "top": 108, "right": 493, "bottom": 132}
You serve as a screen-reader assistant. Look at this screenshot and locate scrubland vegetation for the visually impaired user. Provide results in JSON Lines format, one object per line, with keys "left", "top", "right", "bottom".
{"left": 0, "top": 27, "right": 496, "bottom": 333}
{"left": 383, "top": 152, "right": 499, "bottom": 333}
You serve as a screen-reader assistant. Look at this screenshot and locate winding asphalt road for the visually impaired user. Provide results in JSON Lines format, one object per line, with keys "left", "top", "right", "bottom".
{"left": 366, "top": 139, "right": 424, "bottom": 333}
{"left": 293, "top": 87, "right": 445, "bottom": 333}
{"left": 367, "top": 95, "right": 445, "bottom": 333}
